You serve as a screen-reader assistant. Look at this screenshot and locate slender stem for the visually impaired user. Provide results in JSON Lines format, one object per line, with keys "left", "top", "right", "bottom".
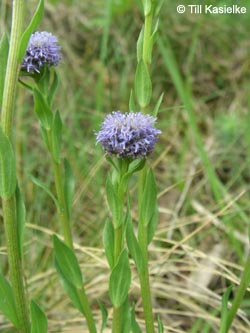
{"left": 226, "top": 251, "right": 250, "bottom": 332}
{"left": 1, "top": 1, "right": 30, "bottom": 332}
{"left": 138, "top": 221, "right": 155, "bottom": 333}
{"left": 112, "top": 225, "right": 123, "bottom": 333}
{"left": 142, "top": 9, "right": 153, "bottom": 68}
{"left": 77, "top": 286, "right": 97, "bottom": 333}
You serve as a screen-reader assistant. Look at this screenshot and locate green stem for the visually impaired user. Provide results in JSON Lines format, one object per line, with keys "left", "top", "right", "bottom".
{"left": 138, "top": 221, "right": 155, "bottom": 333}
{"left": 112, "top": 225, "right": 123, "bottom": 333}
{"left": 142, "top": 9, "right": 153, "bottom": 68}
{"left": 226, "top": 251, "right": 250, "bottom": 332}
{"left": 77, "top": 286, "right": 97, "bottom": 333}
{"left": 1, "top": 1, "right": 30, "bottom": 332}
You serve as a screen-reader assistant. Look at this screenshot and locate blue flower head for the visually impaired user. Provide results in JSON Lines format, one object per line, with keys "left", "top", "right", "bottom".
{"left": 21, "top": 31, "right": 62, "bottom": 73}
{"left": 96, "top": 111, "right": 161, "bottom": 159}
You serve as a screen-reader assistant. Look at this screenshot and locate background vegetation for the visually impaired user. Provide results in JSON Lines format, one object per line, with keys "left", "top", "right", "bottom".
{"left": 1, "top": 0, "right": 250, "bottom": 332}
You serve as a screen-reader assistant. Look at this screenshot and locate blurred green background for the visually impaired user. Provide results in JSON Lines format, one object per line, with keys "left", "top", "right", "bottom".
{"left": 1, "top": 0, "right": 250, "bottom": 332}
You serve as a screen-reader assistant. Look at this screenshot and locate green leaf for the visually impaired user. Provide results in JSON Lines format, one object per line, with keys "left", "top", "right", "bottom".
{"left": 139, "top": 168, "right": 157, "bottom": 226}
{"left": 30, "top": 300, "right": 47, "bottom": 333}
{"left": 18, "top": 0, "right": 44, "bottom": 61}
{"left": 33, "top": 88, "right": 52, "bottom": 129}
{"left": 48, "top": 70, "right": 59, "bottom": 106}
{"left": 0, "top": 274, "right": 19, "bottom": 328}
{"left": 147, "top": 202, "right": 159, "bottom": 244}
{"left": 148, "top": 19, "right": 159, "bottom": 64}
{"left": 157, "top": 316, "right": 164, "bottom": 333}
{"left": 53, "top": 235, "right": 83, "bottom": 288}
{"left": 0, "top": 34, "right": 9, "bottom": 107}
{"left": 98, "top": 300, "right": 108, "bottom": 333}
{"left": 126, "top": 215, "right": 144, "bottom": 274}
{"left": 30, "top": 175, "right": 59, "bottom": 211}
{"left": 54, "top": 260, "right": 84, "bottom": 314}
{"left": 134, "top": 60, "right": 152, "bottom": 109}
{"left": 40, "top": 126, "right": 50, "bottom": 151}
{"left": 121, "top": 298, "right": 131, "bottom": 333}
{"left": 131, "top": 304, "right": 142, "bottom": 333}
{"left": 106, "top": 175, "right": 123, "bottom": 228}
{"left": 51, "top": 111, "right": 62, "bottom": 163}
{"left": 64, "top": 159, "right": 75, "bottom": 218}
{"left": 16, "top": 185, "right": 26, "bottom": 256}
{"left": 136, "top": 26, "right": 144, "bottom": 63}
{"left": 220, "top": 286, "right": 232, "bottom": 333}
{"left": 103, "top": 219, "right": 114, "bottom": 268}
{"left": 142, "top": 0, "right": 152, "bottom": 16}
{"left": 0, "top": 126, "right": 16, "bottom": 199}
{"left": 109, "top": 249, "right": 131, "bottom": 307}
{"left": 153, "top": 93, "right": 164, "bottom": 117}
{"left": 129, "top": 89, "right": 136, "bottom": 112}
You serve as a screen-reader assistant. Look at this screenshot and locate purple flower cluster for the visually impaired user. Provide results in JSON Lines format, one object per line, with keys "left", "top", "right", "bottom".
{"left": 21, "top": 31, "right": 61, "bottom": 73}
{"left": 96, "top": 111, "right": 161, "bottom": 159}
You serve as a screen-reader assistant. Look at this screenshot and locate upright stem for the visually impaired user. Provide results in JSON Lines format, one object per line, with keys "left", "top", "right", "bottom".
{"left": 1, "top": 1, "right": 30, "bottom": 332}
{"left": 112, "top": 225, "right": 123, "bottom": 333}
{"left": 77, "top": 286, "right": 97, "bottom": 333}
{"left": 226, "top": 251, "right": 250, "bottom": 332}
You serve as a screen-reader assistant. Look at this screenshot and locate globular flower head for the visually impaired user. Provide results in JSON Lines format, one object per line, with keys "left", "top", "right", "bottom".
{"left": 21, "top": 31, "right": 62, "bottom": 73}
{"left": 96, "top": 111, "right": 161, "bottom": 159}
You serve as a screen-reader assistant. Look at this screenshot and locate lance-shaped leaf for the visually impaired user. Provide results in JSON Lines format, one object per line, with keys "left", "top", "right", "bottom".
{"left": 136, "top": 26, "right": 144, "bottom": 63}
{"left": 64, "top": 159, "right": 75, "bottom": 219}
{"left": 0, "top": 274, "right": 19, "bottom": 328}
{"left": 106, "top": 175, "right": 123, "bottom": 228}
{"left": 33, "top": 88, "right": 53, "bottom": 129}
{"left": 51, "top": 111, "right": 62, "bottom": 163}
{"left": 158, "top": 316, "right": 164, "bottom": 333}
{"left": 53, "top": 235, "right": 83, "bottom": 289}
{"left": 109, "top": 249, "right": 131, "bottom": 307}
{"left": 0, "top": 127, "right": 16, "bottom": 199}
{"left": 18, "top": 0, "right": 44, "bottom": 61}
{"left": 48, "top": 70, "right": 59, "bottom": 106}
{"left": 98, "top": 300, "right": 108, "bottom": 333}
{"left": 0, "top": 34, "right": 9, "bottom": 107}
{"left": 121, "top": 298, "right": 131, "bottom": 333}
{"left": 220, "top": 286, "right": 232, "bottom": 333}
{"left": 131, "top": 304, "right": 142, "bottom": 333}
{"left": 30, "top": 300, "right": 47, "bottom": 333}
{"left": 139, "top": 168, "right": 157, "bottom": 226}
{"left": 147, "top": 202, "right": 159, "bottom": 245}
{"left": 153, "top": 93, "right": 164, "bottom": 117}
{"left": 142, "top": 0, "right": 152, "bottom": 16}
{"left": 54, "top": 260, "right": 84, "bottom": 314}
{"left": 129, "top": 89, "right": 136, "bottom": 112}
{"left": 134, "top": 60, "right": 152, "bottom": 108}
{"left": 16, "top": 184, "right": 26, "bottom": 256}
{"left": 103, "top": 219, "right": 114, "bottom": 268}
{"left": 126, "top": 214, "right": 144, "bottom": 274}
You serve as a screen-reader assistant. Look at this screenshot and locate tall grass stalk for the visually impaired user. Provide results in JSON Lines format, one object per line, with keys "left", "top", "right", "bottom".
{"left": 1, "top": 0, "right": 30, "bottom": 331}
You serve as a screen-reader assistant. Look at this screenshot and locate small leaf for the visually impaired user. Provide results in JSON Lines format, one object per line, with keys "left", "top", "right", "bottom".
{"left": 16, "top": 184, "right": 26, "bottom": 256}
{"left": 126, "top": 215, "right": 144, "bottom": 274}
{"left": 30, "top": 300, "right": 47, "bottom": 333}
{"left": 64, "top": 159, "right": 75, "bottom": 218}
{"left": 109, "top": 249, "right": 131, "bottom": 307}
{"left": 0, "top": 274, "right": 19, "bottom": 328}
{"left": 0, "top": 34, "right": 9, "bottom": 107}
{"left": 148, "top": 19, "right": 159, "bottom": 64}
{"left": 103, "top": 219, "right": 114, "bottom": 268}
{"left": 157, "top": 316, "right": 164, "bottom": 333}
{"left": 53, "top": 235, "right": 83, "bottom": 288}
{"left": 30, "top": 175, "right": 59, "bottom": 211}
{"left": 18, "top": 0, "right": 44, "bottom": 61}
{"left": 48, "top": 70, "right": 59, "bottom": 106}
{"left": 98, "top": 300, "right": 108, "bottom": 333}
{"left": 153, "top": 93, "right": 164, "bottom": 117}
{"left": 136, "top": 26, "right": 144, "bottom": 63}
{"left": 0, "top": 126, "right": 16, "bottom": 199}
{"left": 129, "top": 89, "right": 136, "bottom": 113}
{"left": 40, "top": 126, "right": 50, "bottom": 151}
{"left": 54, "top": 260, "right": 84, "bottom": 314}
{"left": 147, "top": 202, "right": 159, "bottom": 244}
{"left": 106, "top": 175, "right": 123, "bottom": 228}
{"left": 134, "top": 60, "right": 152, "bottom": 109}
{"left": 139, "top": 168, "right": 157, "bottom": 226}
{"left": 131, "top": 304, "right": 142, "bottom": 333}
{"left": 33, "top": 87, "right": 52, "bottom": 129}
{"left": 51, "top": 111, "right": 62, "bottom": 163}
